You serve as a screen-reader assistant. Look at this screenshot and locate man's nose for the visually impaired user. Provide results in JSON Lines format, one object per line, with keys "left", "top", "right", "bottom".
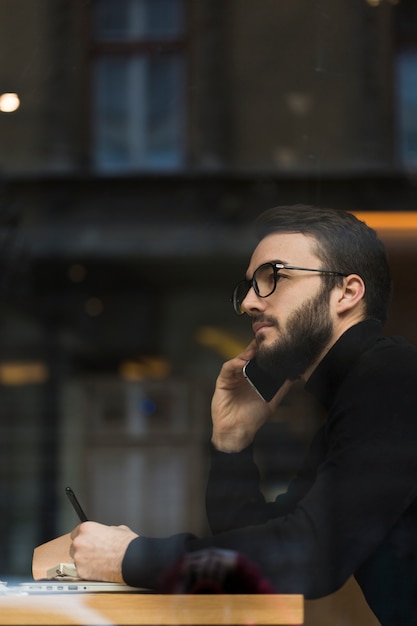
{"left": 241, "top": 286, "right": 266, "bottom": 315}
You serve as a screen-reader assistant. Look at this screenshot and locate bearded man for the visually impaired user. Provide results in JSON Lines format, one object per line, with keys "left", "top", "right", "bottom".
{"left": 70, "top": 205, "right": 417, "bottom": 626}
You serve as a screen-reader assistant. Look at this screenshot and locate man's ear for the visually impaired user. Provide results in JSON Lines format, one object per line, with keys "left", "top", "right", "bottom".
{"left": 335, "top": 274, "right": 365, "bottom": 314}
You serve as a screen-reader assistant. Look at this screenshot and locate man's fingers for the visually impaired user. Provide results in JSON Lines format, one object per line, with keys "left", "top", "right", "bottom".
{"left": 70, "top": 524, "right": 80, "bottom": 541}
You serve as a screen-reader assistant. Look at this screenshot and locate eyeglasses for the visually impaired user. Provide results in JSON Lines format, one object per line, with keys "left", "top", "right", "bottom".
{"left": 232, "top": 262, "right": 348, "bottom": 315}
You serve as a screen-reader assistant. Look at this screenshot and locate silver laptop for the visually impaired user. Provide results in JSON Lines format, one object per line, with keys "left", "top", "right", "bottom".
{"left": 13, "top": 580, "right": 152, "bottom": 594}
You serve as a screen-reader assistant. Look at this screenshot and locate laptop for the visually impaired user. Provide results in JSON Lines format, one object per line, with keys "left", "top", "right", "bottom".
{"left": 10, "top": 580, "right": 152, "bottom": 594}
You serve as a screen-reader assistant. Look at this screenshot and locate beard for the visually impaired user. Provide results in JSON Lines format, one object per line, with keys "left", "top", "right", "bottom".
{"left": 255, "top": 284, "right": 333, "bottom": 381}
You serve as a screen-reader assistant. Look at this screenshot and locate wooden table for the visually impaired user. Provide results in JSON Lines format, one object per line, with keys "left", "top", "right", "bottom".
{"left": 0, "top": 593, "right": 303, "bottom": 625}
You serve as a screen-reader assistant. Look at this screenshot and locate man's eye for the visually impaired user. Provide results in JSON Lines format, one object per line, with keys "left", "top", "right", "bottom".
{"left": 264, "top": 271, "right": 275, "bottom": 287}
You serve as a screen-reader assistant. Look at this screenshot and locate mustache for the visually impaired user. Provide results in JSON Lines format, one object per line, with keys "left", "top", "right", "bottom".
{"left": 251, "top": 314, "right": 279, "bottom": 329}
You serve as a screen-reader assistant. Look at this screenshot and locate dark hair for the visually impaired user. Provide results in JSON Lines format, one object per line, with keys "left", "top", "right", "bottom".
{"left": 255, "top": 204, "right": 392, "bottom": 324}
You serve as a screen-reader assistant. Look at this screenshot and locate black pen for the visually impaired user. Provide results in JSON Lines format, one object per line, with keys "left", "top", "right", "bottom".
{"left": 65, "top": 486, "right": 89, "bottom": 522}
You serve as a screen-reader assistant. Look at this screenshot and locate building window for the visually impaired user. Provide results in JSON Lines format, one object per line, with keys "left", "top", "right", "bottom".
{"left": 395, "top": 0, "right": 417, "bottom": 170}
{"left": 91, "top": 0, "right": 186, "bottom": 172}
{"left": 396, "top": 52, "right": 417, "bottom": 169}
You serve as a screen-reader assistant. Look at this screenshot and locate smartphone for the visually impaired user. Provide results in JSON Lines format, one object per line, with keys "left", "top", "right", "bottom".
{"left": 243, "top": 358, "right": 287, "bottom": 402}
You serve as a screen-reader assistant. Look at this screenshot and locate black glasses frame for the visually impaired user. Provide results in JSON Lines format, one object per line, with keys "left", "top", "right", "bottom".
{"left": 232, "top": 262, "right": 348, "bottom": 316}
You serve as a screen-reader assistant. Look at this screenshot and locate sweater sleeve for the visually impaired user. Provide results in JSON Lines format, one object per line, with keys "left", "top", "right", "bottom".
{"left": 122, "top": 533, "right": 195, "bottom": 589}
{"left": 206, "top": 431, "right": 325, "bottom": 535}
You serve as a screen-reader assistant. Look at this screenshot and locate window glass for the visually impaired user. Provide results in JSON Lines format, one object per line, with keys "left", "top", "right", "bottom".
{"left": 397, "top": 52, "right": 417, "bottom": 169}
{"left": 93, "top": 55, "right": 184, "bottom": 170}
{"left": 93, "top": 0, "right": 184, "bottom": 41}
{"left": 146, "top": 55, "right": 184, "bottom": 166}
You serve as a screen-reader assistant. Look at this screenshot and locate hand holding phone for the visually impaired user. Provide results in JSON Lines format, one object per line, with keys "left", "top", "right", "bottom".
{"left": 243, "top": 358, "right": 287, "bottom": 402}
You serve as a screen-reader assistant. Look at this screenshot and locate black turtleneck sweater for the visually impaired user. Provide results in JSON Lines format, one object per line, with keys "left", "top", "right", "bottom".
{"left": 123, "top": 320, "right": 417, "bottom": 625}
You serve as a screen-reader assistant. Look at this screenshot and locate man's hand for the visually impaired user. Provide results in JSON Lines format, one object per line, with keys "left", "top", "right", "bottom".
{"left": 70, "top": 521, "right": 138, "bottom": 583}
{"left": 211, "top": 341, "right": 292, "bottom": 453}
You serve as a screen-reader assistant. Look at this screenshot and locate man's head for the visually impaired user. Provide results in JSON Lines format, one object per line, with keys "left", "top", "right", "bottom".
{"left": 233, "top": 205, "right": 391, "bottom": 380}
{"left": 255, "top": 204, "right": 392, "bottom": 324}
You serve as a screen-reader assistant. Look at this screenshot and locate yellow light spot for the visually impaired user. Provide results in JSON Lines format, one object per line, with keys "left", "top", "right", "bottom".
{"left": 354, "top": 212, "right": 417, "bottom": 237}
{"left": 0, "top": 93, "right": 20, "bottom": 112}
{"left": 0, "top": 361, "right": 48, "bottom": 385}
{"left": 119, "top": 357, "right": 170, "bottom": 381}
{"left": 195, "top": 326, "right": 247, "bottom": 360}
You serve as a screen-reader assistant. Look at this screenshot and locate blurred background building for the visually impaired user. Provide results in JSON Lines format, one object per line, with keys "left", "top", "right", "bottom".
{"left": 0, "top": 1, "right": 416, "bottom": 618}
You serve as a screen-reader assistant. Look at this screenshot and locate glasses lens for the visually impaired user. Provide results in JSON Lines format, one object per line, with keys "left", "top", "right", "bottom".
{"left": 232, "top": 280, "right": 250, "bottom": 315}
{"left": 253, "top": 263, "right": 276, "bottom": 297}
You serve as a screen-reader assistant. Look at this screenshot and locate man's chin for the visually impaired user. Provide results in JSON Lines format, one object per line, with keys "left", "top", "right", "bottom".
{"left": 256, "top": 344, "right": 304, "bottom": 381}
{"left": 255, "top": 344, "right": 279, "bottom": 371}
{"left": 255, "top": 335, "right": 278, "bottom": 353}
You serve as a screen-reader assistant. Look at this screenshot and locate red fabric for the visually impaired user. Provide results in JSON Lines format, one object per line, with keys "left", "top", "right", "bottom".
{"left": 160, "top": 548, "right": 275, "bottom": 594}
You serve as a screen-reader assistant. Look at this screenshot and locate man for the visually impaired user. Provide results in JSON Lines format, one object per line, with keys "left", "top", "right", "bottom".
{"left": 70, "top": 205, "right": 417, "bottom": 624}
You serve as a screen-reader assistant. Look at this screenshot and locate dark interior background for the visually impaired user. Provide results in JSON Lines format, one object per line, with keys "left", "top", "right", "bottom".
{"left": 0, "top": 1, "right": 416, "bottom": 595}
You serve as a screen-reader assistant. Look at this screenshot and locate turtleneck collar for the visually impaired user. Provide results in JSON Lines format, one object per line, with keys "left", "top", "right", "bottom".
{"left": 305, "top": 319, "right": 384, "bottom": 409}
